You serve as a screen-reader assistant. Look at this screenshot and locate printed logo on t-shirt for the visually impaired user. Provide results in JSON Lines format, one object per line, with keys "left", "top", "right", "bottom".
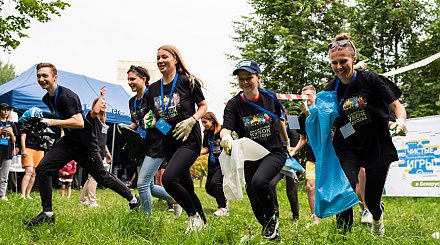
{"left": 242, "top": 112, "right": 274, "bottom": 141}
{"left": 154, "top": 93, "right": 182, "bottom": 121}
{"left": 343, "top": 96, "right": 372, "bottom": 127}
{"left": 101, "top": 124, "right": 109, "bottom": 134}
{"left": 209, "top": 138, "right": 222, "bottom": 156}
{"left": 131, "top": 104, "right": 148, "bottom": 128}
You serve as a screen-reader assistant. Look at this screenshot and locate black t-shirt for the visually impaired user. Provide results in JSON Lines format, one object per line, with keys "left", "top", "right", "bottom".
{"left": 86, "top": 112, "right": 108, "bottom": 159}
{"left": 203, "top": 130, "right": 222, "bottom": 165}
{"left": 129, "top": 91, "right": 164, "bottom": 158}
{"left": 22, "top": 127, "right": 40, "bottom": 150}
{"left": 223, "top": 91, "right": 285, "bottom": 153}
{"left": 147, "top": 74, "right": 205, "bottom": 158}
{"left": 0, "top": 121, "right": 18, "bottom": 160}
{"left": 298, "top": 113, "right": 316, "bottom": 162}
{"left": 324, "top": 70, "right": 400, "bottom": 166}
{"left": 42, "top": 86, "right": 99, "bottom": 151}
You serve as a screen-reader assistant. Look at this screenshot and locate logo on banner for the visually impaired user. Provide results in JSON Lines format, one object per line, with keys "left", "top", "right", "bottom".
{"left": 397, "top": 139, "right": 439, "bottom": 174}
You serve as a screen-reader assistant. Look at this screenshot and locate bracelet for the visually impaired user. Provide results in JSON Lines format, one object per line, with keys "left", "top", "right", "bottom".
{"left": 191, "top": 116, "right": 197, "bottom": 121}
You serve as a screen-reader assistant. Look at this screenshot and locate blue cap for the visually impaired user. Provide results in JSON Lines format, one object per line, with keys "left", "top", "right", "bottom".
{"left": 232, "top": 60, "right": 261, "bottom": 75}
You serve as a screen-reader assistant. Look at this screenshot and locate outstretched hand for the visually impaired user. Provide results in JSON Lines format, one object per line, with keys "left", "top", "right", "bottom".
{"left": 173, "top": 116, "right": 196, "bottom": 141}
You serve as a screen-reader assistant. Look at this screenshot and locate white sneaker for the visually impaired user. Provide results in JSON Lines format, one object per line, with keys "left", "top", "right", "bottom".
{"left": 371, "top": 214, "right": 385, "bottom": 237}
{"left": 186, "top": 213, "right": 204, "bottom": 232}
{"left": 361, "top": 209, "right": 373, "bottom": 224}
{"left": 185, "top": 215, "right": 194, "bottom": 233}
{"left": 0, "top": 196, "right": 8, "bottom": 201}
{"left": 79, "top": 200, "right": 89, "bottom": 206}
{"left": 173, "top": 204, "right": 182, "bottom": 219}
{"left": 88, "top": 203, "right": 99, "bottom": 208}
{"left": 26, "top": 195, "right": 33, "bottom": 200}
{"left": 213, "top": 208, "right": 229, "bottom": 217}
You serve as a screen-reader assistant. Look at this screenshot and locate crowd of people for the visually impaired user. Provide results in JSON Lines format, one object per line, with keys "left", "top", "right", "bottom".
{"left": 0, "top": 33, "right": 407, "bottom": 240}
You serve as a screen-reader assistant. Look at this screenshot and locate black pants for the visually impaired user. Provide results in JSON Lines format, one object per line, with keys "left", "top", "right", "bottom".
{"left": 162, "top": 147, "right": 206, "bottom": 223}
{"left": 205, "top": 164, "right": 226, "bottom": 209}
{"left": 337, "top": 157, "right": 390, "bottom": 232}
{"left": 244, "top": 151, "right": 286, "bottom": 226}
{"left": 269, "top": 173, "right": 299, "bottom": 219}
{"left": 36, "top": 138, "right": 133, "bottom": 212}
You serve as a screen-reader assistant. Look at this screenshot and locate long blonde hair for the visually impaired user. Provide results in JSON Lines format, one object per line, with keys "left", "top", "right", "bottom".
{"left": 158, "top": 44, "right": 205, "bottom": 90}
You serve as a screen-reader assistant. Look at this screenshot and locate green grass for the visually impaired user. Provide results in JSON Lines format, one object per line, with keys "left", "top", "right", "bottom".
{"left": 0, "top": 181, "right": 439, "bottom": 244}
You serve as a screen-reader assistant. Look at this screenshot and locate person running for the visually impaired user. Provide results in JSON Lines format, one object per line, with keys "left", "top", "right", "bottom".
{"left": 125, "top": 65, "right": 181, "bottom": 217}
{"left": 0, "top": 103, "right": 18, "bottom": 201}
{"left": 324, "top": 33, "right": 407, "bottom": 236}
{"left": 79, "top": 86, "right": 112, "bottom": 207}
{"left": 200, "top": 112, "right": 228, "bottom": 217}
{"left": 24, "top": 63, "right": 140, "bottom": 227}
{"left": 144, "top": 45, "right": 208, "bottom": 232}
{"left": 292, "top": 85, "right": 320, "bottom": 225}
{"left": 220, "top": 60, "right": 290, "bottom": 240}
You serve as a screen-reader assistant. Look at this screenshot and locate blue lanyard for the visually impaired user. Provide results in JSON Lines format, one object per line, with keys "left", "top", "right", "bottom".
{"left": 48, "top": 85, "right": 61, "bottom": 119}
{"left": 0, "top": 121, "right": 8, "bottom": 127}
{"left": 242, "top": 88, "right": 286, "bottom": 121}
{"left": 334, "top": 71, "right": 357, "bottom": 114}
{"left": 133, "top": 88, "right": 148, "bottom": 127}
{"left": 160, "top": 73, "right": 178, "bottom": 117}
{"left": 208, "top": 131, "right": 215, "bottom": 154}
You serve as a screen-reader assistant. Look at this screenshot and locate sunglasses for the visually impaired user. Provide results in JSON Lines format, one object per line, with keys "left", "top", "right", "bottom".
{"left": 327, "top": 39, "right": 353, "bottom": 50}
{"left": 129, "top": 65, "right": 146, "bottom": 77}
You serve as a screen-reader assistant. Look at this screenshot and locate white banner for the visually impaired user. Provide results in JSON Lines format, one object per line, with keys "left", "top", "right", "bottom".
{"left": 384, "top": 115, "right": 440, "bottom": 197}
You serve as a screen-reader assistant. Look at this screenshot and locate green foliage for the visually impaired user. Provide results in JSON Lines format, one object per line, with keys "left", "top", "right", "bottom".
{"left": 232, "top": 0, "right": 440, "bottom": 117}
{"left": 0, "top": 60, "right": 16, "bottom": 84}
{"left": 0, "top": 187, "right": 438, "bottom": 244}
{"left": 0, "top": 0, "right": 70, "bottom": 51}
{"left": 190, "top": 154, "right": 208, "bottom": 186}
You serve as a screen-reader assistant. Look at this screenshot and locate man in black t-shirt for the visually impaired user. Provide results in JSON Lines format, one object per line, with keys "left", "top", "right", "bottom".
{"left": 24, "top": 63, "right": 140, "bottom": 227}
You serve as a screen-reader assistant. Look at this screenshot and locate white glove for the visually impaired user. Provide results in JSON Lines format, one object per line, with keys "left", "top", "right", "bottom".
{"left": 220, "top": 134, "right": 233, "bottom": 156}
{"left": 390, "top": 118, "right": 408, "bottom": 136}
{"left": 285, "top": 139, "right": 295, "bottom": 157}
{"left": 173, "top": 116, "right": 197, "bottom": 141}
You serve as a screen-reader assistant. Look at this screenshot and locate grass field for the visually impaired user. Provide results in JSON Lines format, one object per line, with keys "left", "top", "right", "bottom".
{"left": 0, "top": 181, "right": 438, "bottom": 244}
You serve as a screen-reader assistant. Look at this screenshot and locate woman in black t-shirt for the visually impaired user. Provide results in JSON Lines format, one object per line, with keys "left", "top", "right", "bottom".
{"left": 145, "top": 45, "right": 207, "bottom": 232}
{"left": 220, "top": 60, "right": 290, "bottom": 240}
{"left": 325, "top": 33, "right": 407, "bottom": 236}
{"left": 79, "top": 87, "right": 112, "bottom": 207}
{"left": 200, "top": 112, "right": 227, "bottom": 216}
{"left": 0, "top": 103, "right": 17, "bottom": 201}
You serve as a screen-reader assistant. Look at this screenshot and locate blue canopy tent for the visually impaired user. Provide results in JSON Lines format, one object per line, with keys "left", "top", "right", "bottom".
{"left": 0, "top": 64, "right": 132, "bottom": 124}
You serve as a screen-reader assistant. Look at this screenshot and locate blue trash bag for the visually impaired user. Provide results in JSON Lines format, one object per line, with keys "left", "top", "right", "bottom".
{"left": 285, "top": 157, "right": 305, "bottom": 173}
{"left": 19, "top": 107, "right": 43, "bottom": 123}
{"left": 305, "top": 91, "right": 359, "bottom": 218}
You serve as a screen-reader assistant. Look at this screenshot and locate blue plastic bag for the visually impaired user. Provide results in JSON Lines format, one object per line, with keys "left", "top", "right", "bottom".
{"left": 305, "top": 91, "right": 359, "bottom": 218}
{"left": 284, "top": 157, "right": 305, "bottom": 173}
{"left": 19, "top": 107, "right": 43, "bottom": 123}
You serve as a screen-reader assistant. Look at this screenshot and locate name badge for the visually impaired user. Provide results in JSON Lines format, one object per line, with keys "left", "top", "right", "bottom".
{"left": 156, "top": 117, "right": 172, "bottom": 135}
{"left": 340, "top": 122, "right": 355, "bottom": 139}
{"left": 209, "top": 154, "right": 216, "bottom": 162}
{"left": 136, "top": 128, "right": 147, "bottom": 139}
{"left": 0, "top": 139, "right": 8, "bottom": 145}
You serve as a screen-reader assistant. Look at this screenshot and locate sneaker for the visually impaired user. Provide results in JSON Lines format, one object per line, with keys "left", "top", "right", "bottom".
{"left": 129, "top": 195, "right": 140, "bottom": 211}
{"left": 167, "top": 201, "right": 174, "bottom": 212}
{"left": 186, "top": 213, "right": 204, "bottom": 232}
{"left": 270, "top": 232, "right": 281, "bottom": 241}
{"left": 173, "top": 204, "right": 182, "bottom": 219}
{"left": 88, "top": 203, "right": 99, "bottom": 208}
{"left": 371, "top": 214, "right": 385, "bottom": 237}
{"left": 26, "top": 196, "right": 33, "bottom": 200}
{"left": 79, "top": 200, "right": 89, "bottom": 206}
{"left": 213, "top": 208, "right": 229, "bottom": 217}
{"left": 262, "top": 215, "right": 279, "bottom": 239}
{"left": 24, "top": 212, "right": 55, "bottom": 227}
{"left": 0, "top": 196, "right": 8, "bottom": 201}
{"left": 361, "top": 209, "right": 373, "bottom": 224}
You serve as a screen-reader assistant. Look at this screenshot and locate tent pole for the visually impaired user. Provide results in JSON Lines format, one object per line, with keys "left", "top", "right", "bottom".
{"left": 110, "top": 123, "right": 116, "bottom": 174}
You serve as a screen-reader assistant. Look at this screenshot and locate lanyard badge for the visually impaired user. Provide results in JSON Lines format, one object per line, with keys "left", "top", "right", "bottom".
{"left": 157, "top": 73, "right": 178, "bottom": 135}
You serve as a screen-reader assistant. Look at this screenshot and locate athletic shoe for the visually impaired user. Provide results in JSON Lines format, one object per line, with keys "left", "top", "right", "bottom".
{"left": 371, "top": 214, "right": 385, "bottom": 237}
{"left": 129, "top": 195, "right": 140, "bottom": 211}
{"left": 26, "top": 195, "right": 33, "bottom": 200}
{"left": 79, "top": 200, "right": 89, "bottom": 206}
{"left": 88, "top": 203, "right": 99, "bottom": 208}
{"left": 173, "top": 204, "right": 182, "bottom": 219}
{"left": 270, "top": 232, "right": 281, "bottom": 241}
{"left": 24, "top": 212, "right": 55, "bottom": 227}
{"left": 262, "top": 215, "right": 279, "bottom": 239}
{"left": 186, "top": 213, "right": 204, "bottom": 233}
{"left": 0, "top": 196, "right": 8, "bottom": 201}
{"left": 213, "top": 208, "right": 229, "bottom": 217}
{"left": 167, "top": 201, "right": 174, "bottom": 212}
{"left": 361, "top": 209, "right": 373, "bottom": 224}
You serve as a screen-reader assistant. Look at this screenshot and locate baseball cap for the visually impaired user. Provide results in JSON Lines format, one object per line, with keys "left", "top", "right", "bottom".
{"left": 232, "top": 60, "right": 261, "bottom": 75}
{"left": 0, "top": 103, "right": 12, "bottom": 110}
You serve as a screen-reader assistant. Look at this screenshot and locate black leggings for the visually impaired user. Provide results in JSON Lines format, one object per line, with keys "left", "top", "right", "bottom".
{"left": 162, "top": 147, "right": 206, "bottom": 223}
{"left": 337, "top": 158, "right": 390, "bottom": 232}
{"left": 36, "top": 138, "right": 133, "bottom": 212}
{"left": 244, "top": 151, "right": 286, "bottom": 226}
{"left": 269, "top": 173, "right": 299, "bottom": 219}
{"left": 205, "top": 164, "right": 227, "bottom": 209}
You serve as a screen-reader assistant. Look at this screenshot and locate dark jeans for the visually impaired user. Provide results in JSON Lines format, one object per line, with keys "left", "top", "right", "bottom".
{"left": 162, "top": 147, "right": 206, "bottom": 223}
{"left": 36, "top": 138, "right": 133, "bottom": 212}
{"left": 244, "top": 151, "right": 286, "bottom": 226}
{"left": 270, "top": 173, "right": 299, "bottom": 219}
{"left": 337, "top": 158, "right": 390, "bottom": 232}
{"left": 205, "top": 164, "right": 226, "bottom": 209}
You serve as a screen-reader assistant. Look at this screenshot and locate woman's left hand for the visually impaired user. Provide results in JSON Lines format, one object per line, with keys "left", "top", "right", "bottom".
{"left": 173, "top": 116, "right": 196, "bottom": 141}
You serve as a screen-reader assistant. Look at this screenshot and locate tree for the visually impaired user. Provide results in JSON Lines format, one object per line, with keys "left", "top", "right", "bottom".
{"left": 0, "top": 0, "right": 70, "bottom": 51}
{"left": 0, "top": 60, "right": 16, "bottom": 84}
